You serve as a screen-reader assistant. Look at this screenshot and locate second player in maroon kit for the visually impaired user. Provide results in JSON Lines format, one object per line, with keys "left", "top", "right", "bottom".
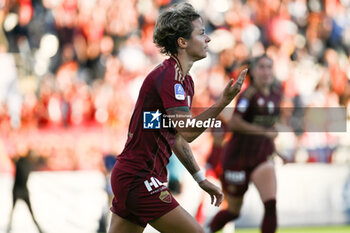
{"left": 222, "top": 80, "right": 282, "bottom": 196}
{"left": 209, "top": 54, "right": 282, "bottom": 233}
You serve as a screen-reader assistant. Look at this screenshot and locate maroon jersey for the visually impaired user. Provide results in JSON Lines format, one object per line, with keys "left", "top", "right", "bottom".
{"left": 117, "top": 56, "right": 194, "bottom": 182}
{"left": 223, "top": 85, "right": 282, "bottom": 169}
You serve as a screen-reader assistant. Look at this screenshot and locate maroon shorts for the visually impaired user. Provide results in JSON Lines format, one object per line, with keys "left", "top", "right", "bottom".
{"left": 220, "top": 167, "right": 253, "bottom": 197}
{"left": 110, "top": 162, "right": 179, "bottom": 227}
{"left": 220, "top": 152, "right": 270, "bottom": 197}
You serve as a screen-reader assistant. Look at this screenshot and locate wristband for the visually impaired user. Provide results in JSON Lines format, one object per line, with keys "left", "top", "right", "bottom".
{"left": 192, "top": 170, "right": 206, "bottom": 183}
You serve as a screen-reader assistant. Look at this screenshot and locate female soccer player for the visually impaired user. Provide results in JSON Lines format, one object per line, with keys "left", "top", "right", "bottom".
{"left": 208, "top": 54, "right": 282, "bottom": 233}
{"left": 108, "top": 3, "right": 247, "bottom": 233}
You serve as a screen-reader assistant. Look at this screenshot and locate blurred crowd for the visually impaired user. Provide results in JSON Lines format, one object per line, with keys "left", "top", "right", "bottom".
{"left": 0, "top": 0, "right": 350, "bottom": 174}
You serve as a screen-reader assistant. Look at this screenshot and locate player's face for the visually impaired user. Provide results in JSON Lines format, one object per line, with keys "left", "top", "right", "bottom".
{"left": 185, "top": 18, "right": 211, "bottom": 61}
{"left": 252, "top": 57, "right": 274, "bottom": 88}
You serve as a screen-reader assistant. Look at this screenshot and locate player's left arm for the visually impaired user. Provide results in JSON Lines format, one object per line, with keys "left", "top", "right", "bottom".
{"left": 171, "top": 133, "right": 224, "bottom": 206}
{"left": 166, "top": 69, "right": 247, "bottom": 143}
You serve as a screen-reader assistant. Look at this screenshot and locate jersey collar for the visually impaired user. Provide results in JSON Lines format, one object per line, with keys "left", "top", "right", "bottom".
{"left": 170, "top": 55, "right": 184, "bottom": 76}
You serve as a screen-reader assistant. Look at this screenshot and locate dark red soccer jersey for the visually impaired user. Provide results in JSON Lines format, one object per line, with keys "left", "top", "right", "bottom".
{"left": 223, "top": 85, "right": 282, "bottom": 169}
{"left": 117, "top": 56, "right": 194, "bottom": 182}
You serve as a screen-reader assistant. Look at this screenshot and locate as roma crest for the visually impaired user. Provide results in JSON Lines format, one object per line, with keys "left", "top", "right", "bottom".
{"left": 159, "top": 191, "right": 172, "bottom": 203}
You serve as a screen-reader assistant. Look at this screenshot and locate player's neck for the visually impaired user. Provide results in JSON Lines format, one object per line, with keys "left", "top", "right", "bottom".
{"left": 174, "top": 52, "right": 193, "bottom": 75}
{"left": 256, "top": 84, "right": 270, "bottom": 96}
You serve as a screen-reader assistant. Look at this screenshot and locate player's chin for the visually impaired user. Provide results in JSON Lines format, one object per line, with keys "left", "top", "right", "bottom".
{"left": 195, "top": 53, "right": 207, "bottom": 61}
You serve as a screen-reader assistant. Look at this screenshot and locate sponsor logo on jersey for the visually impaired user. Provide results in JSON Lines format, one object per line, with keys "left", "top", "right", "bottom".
{"left": 225, "top": 170, "right": 246, "bottom": 184}
{"left": 144, "top": 176, "right": 164, "bottom": 192}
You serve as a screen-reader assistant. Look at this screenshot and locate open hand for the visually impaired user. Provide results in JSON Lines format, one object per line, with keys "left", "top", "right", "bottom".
{"left": 221, "top": 68, "right": 248, "bottom": 105}
{"left": 198, "top": 179, "right": 224, "bottom": 207}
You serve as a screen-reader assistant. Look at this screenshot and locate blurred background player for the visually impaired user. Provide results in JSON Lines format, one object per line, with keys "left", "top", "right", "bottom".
{"left": 108, "top": 3, "right": 247, "bottom": 233}
{"left": 208, "top": 54, "right": 282, "bottom": 233}
{"left": 7, "top": 148, "right": 44, "bottom": 233}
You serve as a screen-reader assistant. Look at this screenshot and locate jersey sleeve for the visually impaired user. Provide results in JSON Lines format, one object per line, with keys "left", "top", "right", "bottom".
{"left": 159, "top": 67, "right": 189, "bottom": 109}
{"left": 234, "top": 87, "right": 255, "bottom": 117}
{"left": 235, "top": 94, "right": 250, "bottom": 117}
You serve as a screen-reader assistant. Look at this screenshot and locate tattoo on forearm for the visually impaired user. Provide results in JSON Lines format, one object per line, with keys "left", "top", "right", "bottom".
{"left": 181, "top": 145, "right": 197, "bottom": 174}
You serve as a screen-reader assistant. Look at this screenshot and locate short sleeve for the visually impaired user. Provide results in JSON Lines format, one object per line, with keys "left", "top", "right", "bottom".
{"left": 234, "top": 93, "right": 251, "bottom": 118}
{"left": 159, "top": 68, "right": 189, "bottom": 109}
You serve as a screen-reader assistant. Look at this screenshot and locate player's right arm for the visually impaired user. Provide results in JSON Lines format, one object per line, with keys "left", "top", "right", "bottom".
{"left": 172, "top": 134, "right": 224, "bottom": 206}
{"left": 166, "top": 68, "right": 248, "bottom": 143}
{"left": 228, "top": 114, "right": 277, "bottom": 139}
{"left": 227, "top": 94, "right": 277, "bottom": 139}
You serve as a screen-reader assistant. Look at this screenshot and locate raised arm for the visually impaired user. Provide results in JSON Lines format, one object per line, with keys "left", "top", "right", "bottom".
{"left": 172, "top": 134, "right": 224, "bottom": 206}
{"left": 167, "top": 68, "right": 248, "bottom": 143}
{"left": 228, "top": 113, "right": 278, "bottom": 139}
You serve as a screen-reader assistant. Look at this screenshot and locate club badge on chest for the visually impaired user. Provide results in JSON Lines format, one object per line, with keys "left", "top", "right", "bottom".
{"left": 267, "top": 101, "right": 274, "bottom": 114}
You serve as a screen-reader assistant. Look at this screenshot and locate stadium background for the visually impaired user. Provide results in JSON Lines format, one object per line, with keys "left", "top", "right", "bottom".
{"left": 0, "top": 0, "right": 349, "bottom": 232}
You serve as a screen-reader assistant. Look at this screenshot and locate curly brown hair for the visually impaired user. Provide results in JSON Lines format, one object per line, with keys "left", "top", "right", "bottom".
{"left": 153, "top": 3, "right": 201, "bottom": 56}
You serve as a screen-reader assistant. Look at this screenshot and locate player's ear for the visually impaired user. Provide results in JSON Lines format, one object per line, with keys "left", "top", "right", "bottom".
{"left": 177, "top": 37, "right": 187, "bottom": 49}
